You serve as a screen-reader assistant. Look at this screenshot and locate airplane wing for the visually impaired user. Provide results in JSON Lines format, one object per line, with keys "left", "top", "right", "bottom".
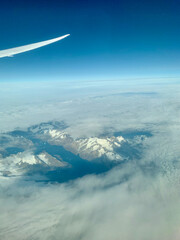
{"left": 0, "top": 34, "right": 70, "bottom": 58}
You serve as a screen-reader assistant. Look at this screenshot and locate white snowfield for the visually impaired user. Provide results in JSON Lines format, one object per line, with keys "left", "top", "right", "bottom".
{"left": 48, "top": 129, "right": 67, "bottom": 139}
{"left": 0, "top": 34, "right": 70, "bottom": 58}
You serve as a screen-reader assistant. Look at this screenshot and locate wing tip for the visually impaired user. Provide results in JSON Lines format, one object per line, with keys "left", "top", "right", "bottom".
{"left": 65, "top": 34, "right": 70, "bottom": 37}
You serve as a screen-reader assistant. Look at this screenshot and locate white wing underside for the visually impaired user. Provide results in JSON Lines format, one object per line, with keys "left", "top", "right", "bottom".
{"left": 0, "top": 34, "right": 70, "bottom": 58}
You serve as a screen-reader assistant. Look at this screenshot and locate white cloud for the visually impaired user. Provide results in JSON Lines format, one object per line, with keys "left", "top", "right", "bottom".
{"left": 1, "top": 159, "right": 180, "bottom": 240}
{"left": 1, "top": 78, "right": 180, "bottom": 239}
{"left": 0, "top": 79, "right": 179, "bottom": 137}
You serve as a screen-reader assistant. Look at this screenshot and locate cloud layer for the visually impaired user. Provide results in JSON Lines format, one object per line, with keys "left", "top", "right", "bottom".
{"left": 1, "top": 78, "right": 180, "bottom": 239}
{"left": 1, "top": 155, "right": 180, "bottom": 240}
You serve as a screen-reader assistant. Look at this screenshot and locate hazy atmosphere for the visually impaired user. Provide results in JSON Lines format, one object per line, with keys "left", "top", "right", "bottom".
{"left": 1, "top": 1, "right": 180, "bottom": 240}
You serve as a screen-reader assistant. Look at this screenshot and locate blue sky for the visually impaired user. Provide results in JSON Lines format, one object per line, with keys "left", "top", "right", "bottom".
{"left": 0, "top": 0, "right": 180, "bottom": 81}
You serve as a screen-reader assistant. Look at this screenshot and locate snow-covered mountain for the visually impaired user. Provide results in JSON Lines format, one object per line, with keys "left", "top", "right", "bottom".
{"left": 0, "top": 121, "right": 150, "bottom": 179}
{"left": 37, "top": 128, "right": 126, "bottom": 161}
{"left": 76, "top": 136, "right": 125, "bottom": 160}
{"left": 0, "top": 151, "right": 67, "bottom": 177}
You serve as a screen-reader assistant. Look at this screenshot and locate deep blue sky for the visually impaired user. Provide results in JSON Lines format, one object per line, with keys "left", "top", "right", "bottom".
{"left": 0, "top": 0, "right": 180, "bottom": 81}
